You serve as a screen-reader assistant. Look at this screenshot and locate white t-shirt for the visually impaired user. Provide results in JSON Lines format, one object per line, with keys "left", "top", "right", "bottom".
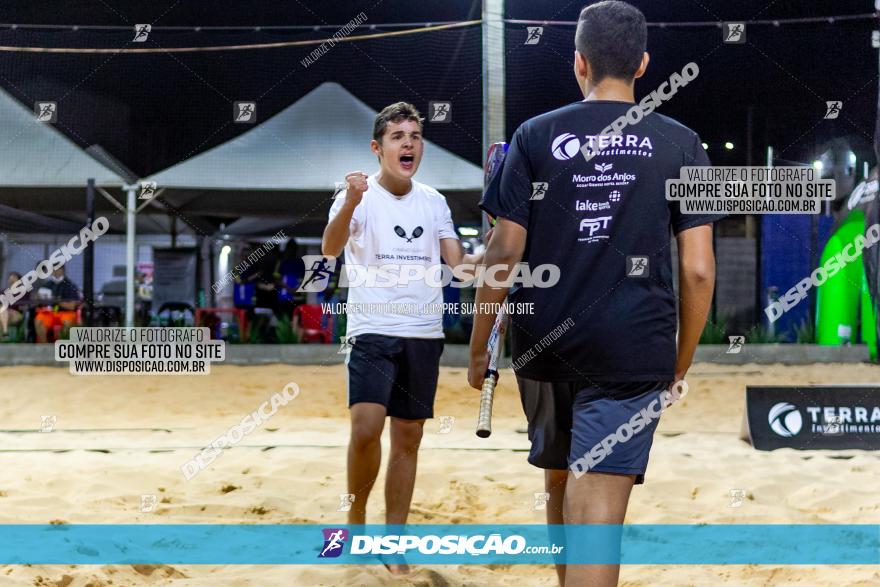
{"left": 328, "top": 173, "right": 458, "bottom": 339}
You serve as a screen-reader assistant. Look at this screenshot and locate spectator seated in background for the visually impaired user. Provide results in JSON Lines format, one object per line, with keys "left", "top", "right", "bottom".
{"left": 34, "top": 266, "right": 82, "bottom": 343}
{"left": 274, "top": 237, "right": 306, "bottom": 321}
{"left": 0, "top": 272, "right": 25, "bottom": 340}
{"left": 234, "top": 245, "right": 278, "bottom": 312}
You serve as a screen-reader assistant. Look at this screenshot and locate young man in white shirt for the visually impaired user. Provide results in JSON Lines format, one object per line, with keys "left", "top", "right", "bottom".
{"left": 322, "top": 102, "right": 483, "bottom": 573}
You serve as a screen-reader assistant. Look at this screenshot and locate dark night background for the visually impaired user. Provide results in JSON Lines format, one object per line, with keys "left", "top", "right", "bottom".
{"left": 0, "top": 0, "right": 876, "bottom": 176}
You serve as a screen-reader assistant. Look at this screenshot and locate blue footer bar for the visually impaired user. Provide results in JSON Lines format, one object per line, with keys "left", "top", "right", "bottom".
{"left": 0, "top": 525, "right": 876, "bottom": 565}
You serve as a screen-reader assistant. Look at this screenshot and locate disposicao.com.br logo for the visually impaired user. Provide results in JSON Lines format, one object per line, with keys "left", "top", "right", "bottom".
{"left": 318, "top": 528, "right": 349, "bottom": 558}
{"left": 321, "top": 529, "right": 563, "bottom": 557}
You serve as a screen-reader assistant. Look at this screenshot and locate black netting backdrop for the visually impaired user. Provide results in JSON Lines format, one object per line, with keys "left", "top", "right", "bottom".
{"left": 505, "top": 1, "right": 877, "bottom": 167}
{"left": 0, "top": 1, "right": 875, "bottom": 181}
{"left": 0, "top": 16, "right": 482, "bottom": 176}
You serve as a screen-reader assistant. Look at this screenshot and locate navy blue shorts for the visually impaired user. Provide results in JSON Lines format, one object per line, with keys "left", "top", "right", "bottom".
{"left": 516, "top": 377, "right": 669, "bottom": 484}
{"left": 346, "top": 334, "right": 444, "bottom": 420}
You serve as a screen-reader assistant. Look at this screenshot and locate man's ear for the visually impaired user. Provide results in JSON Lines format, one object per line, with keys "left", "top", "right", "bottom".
{"left": 370, "top": 139, "right": 382, "bottom": 159}
{"left": 573, "top": 50, "right": 589, "bottom": 81}
{"left": 633, "top": 52, "right": 650, "bottom": 80}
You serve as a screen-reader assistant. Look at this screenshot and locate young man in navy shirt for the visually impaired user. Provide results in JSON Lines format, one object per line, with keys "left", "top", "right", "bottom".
{"left": 469, "top": 2, "right": 723, "bottom": 585}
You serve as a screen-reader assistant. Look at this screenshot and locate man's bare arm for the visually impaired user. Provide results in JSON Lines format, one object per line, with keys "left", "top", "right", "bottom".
{"left": 322, "top": 202, "right": 356, "bottom": 257}
{"left": 467, "top": 218, "right": 527, "bottom": 389}
{"left": 439, "top": 237, "right": 487, "bottom": 268}
{"left": 675, "top": 224, "right": 716, "bottom": 382}
{"left": 321, "top": 172, "right": 367, "bottom": 257}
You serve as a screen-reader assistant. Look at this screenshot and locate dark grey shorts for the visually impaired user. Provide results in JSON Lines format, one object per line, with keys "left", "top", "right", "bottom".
{"left": 346, "top": 334, "right": 444, "bottom": 420}
{"left": 517, "top": 377, "right": 669, "bottom": 484}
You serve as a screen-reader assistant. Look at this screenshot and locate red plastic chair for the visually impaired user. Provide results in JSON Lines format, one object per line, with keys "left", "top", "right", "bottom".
{"left": 293, "top": 304, "right": 333, "bottom": 344}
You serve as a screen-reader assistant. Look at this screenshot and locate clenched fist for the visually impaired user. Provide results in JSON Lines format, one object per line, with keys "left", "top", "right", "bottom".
{"left": 344, "top": 171, "right": 369, "bottom": 207}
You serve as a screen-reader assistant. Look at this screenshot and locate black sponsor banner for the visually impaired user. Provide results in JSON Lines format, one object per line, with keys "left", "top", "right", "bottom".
{"left": 746, "top": 386, "right": 880, "bottom": 450}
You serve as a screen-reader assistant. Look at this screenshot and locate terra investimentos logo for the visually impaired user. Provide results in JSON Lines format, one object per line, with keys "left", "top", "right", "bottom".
{"left": 551, "top": 133, "right": 581, "bottom": 160}
{"left": 768, "top": 402, "right": 803, "bottom": 437}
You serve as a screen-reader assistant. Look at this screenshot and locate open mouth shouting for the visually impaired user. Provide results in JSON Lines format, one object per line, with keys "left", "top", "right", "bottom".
{"left": 399, "top": 153, "right": 415, "bottom": 171}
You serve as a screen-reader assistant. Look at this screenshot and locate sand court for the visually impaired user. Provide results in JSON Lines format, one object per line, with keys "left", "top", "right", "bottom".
{"left": 0, "top": 362, "right": 879, "bottom": 585}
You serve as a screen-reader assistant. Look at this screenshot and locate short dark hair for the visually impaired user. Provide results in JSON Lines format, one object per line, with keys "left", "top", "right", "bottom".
{"left": 575, "top": 1, "right": 647, "bottom": 84}
{"left": 373, "top": 102, "right": 423, "bottom": 142}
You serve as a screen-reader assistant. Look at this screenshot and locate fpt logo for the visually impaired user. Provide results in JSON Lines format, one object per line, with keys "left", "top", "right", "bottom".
{"left": 319, "top": 528, "right": 349, "bottom": 558}
{"left": 551, "top": 133, "right": 581, "bottom": 161}
{"left": 579, "top": 216, "right": 611, "bottom": 236}
{"left": 768, "top": 402, "right": 803, "bottom": 437}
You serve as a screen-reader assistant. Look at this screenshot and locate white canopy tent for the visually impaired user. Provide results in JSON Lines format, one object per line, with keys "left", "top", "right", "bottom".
{"left": 1, "top": 83, "right": 486, "bottom": 327}
{"left": 0, "top": 88, "right": 125, "bottom": 188}
{"left": 0, "top": 87, "right": 144, "bottom": 325}
{"left": 141, "top": 81, "right": 484, "bottom": 318}
{"left": 147, "top": 81, "right": 484, "bottom": 192}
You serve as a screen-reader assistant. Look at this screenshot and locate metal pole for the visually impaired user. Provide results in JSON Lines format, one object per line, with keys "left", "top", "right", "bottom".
{"left": 758, "top": 147, "right": 773, "bottom": 331}
{"left": 482, "top": 0, "right": 505, "bottom": 236}
{"left": 125, "top": 185, "right": 137, "bottom": 327}
{"left": 84, "top": 178, "right": 95, "bottom": 327}
{"left": 482, "top": 0, "right": 506, "bottom": 154}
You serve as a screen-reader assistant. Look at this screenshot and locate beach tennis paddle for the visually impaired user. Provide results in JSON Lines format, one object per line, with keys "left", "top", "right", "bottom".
{"left": 476, "top": 306, "right": 506, "bottom": 438}
{"left": 475, "top": 141, "right": 509, "bottom": 439}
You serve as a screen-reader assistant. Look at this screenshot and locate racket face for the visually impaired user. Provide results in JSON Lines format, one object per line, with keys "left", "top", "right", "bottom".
{"left": 486, "top": 310, "right": 506, "bottom": 373}
{"left": 482, "top": 142, "right": 508, "bottom": 234}
{"left": 484, "top": 142, "right": 509, "bottom": 180}
{"left": 412, "top": 226, "right": 423, "bottom": 239}
{"left": 394, "top": 225, "right": 406, "bottom": 238}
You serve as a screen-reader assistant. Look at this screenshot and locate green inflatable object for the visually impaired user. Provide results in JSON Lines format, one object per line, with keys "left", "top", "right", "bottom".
{"left": 861, "top": 270, "right": 877, "bottom": 360}
{"left": 815, "top": 210, "right": 865, "bottom": 346}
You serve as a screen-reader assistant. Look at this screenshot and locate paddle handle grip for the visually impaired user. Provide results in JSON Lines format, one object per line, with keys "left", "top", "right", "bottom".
{"left": 476, "top": 371, "right": 498, "bottom": 438}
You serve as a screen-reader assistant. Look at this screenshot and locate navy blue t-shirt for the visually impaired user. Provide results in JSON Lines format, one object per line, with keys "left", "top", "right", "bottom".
{"left": 481, "top": 100, "right": 724, "bottom": 382}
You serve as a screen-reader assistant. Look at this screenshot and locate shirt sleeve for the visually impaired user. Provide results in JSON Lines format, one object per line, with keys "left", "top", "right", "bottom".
{"left": 436, "top": 195, "right": 458, "bottom": 240}
{"left": 328, "top": 194, "right": 366, "bottom": 241}
{"left": 669, "top": 133, "right": 727, "bottom": 235}
{"left": 480, "top": 125, "right": 532, "bottom": 229}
